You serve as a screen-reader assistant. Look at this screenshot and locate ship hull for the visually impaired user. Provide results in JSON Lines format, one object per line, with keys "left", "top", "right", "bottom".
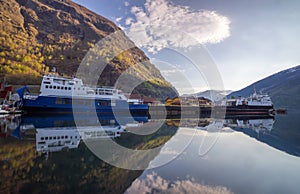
{"left": 21, "top": 96, "right": 148, "bottom": 116}
{"left": 226, "top": 105, "right": 273, "bottom": 116}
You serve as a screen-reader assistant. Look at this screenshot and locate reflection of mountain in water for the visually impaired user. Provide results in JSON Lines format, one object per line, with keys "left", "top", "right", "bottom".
{"left": 0, "top": 114, "right": 178, "bottom": 193}
{"left": 164, "top": 116, "right": 300, "bottom": 158}
{"left": 226, "top": 116, "right": 300, "bottom": 157}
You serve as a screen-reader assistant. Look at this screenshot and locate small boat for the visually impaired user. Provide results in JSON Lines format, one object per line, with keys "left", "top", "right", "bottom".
{"left": 16, "top": 74, "right": 148, "bottom": 115}
{"left": 0, "top": 78, "right": 13, "bottom": 104}
{"left": 224, "top": 92, "right": 274, "bottom": 116}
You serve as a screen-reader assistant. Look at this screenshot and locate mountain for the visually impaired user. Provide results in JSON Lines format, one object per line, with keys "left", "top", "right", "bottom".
{"left": 183, "top": 90, "right": 232, "bottom": 101}
{"left": 229, "top": 65, "right": 300, "bottom": 109}
{"left": 0, "top": 0, "right": 177, "bottom": 99}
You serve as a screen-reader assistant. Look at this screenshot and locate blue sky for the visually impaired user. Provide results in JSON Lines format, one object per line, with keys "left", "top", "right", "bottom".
{"left": 73, "top": 0, "right": 300, "bottom": 94}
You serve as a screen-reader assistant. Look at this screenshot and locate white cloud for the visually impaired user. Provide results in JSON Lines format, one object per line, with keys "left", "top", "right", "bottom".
{"left": 125, "top": 172, "right": 234, "bottom": 194}
{"left": 125, "top": 17, "right": 134, "bottom": 25}
{"left": 126, "top": 0, "right": 231, "bottom": 53}
{"left": 124, "top": 1, "right": 130, "bottom": 7}
{"left": 115, "top": 17, "right": 122, "bottom": 22}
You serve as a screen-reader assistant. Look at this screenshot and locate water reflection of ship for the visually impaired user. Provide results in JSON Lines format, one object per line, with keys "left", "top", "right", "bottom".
{"left": 226, "top": 117, "right": 300, "bottom": 157}
{"left": 36, "top": 125, "right": 126, "bottom": 154}
{"left": 165, "top": 116, "right": 300, "bottom": 157}
{"left": 0, "top": 114, "right": 148, "bottom": 155}
{"left": 224, "top": 117, "right": 274, "bottom": 134}
{"left": 0, "top": 114, "right": 21, "bottom": 138}
{"left": 20, "top": 114, "right": 148, "bottom": 129}
{"left": 0, "top": 114, "right": 145, "bottom": 139}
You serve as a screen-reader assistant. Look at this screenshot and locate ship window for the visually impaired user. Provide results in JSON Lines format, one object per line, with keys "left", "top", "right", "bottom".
{"left": 43, "top": 81, "right": 51, "bottom": 84}
{"left": 61, "top": 136, "right": 64, "bottom": 139}
{"left": 45, "top": 85, "right": 49, "bottom": 89}
{"left": 53, "top": 136, "right": 56, "bottom": 140}
{"left": 65, "top": 99, "right": 72, "bottom": 104}
{"left": 70, "top": 136, "right": 72, "bottom": 139}
{"left": 41, "top": 137, "right": 44, "bottom": 140}
{"left": 65, "top": 87, "right": 68, "bottom": 90}
{"left": 57, "top": 136, "right": 60, "bottom": 140}
{"left": 50, "top": 85, "right": 53, "bottom": 89}
{"left": 68, "top": 87, "right": 71, "bottom": 90}
{"left": 56, "top": 98, "right": 63, "bottom": 104}
{"left": 65, "top": 136, "right": 68, "bottom": 139}
{"left": 50, "top": 137, "right": 52, "bottom": 140}
{"left": 83, "top": 88, "right": 85, "bottom": 90}
{"left": 54, "top": 86, "right": 57, "bottom": 89}
{"left": 45, "top": 137, "right": 48, "bottom": 140}
{"left": 98, "top": 100, "right": 111, "bottom": 106}
{"left": 75, "top": 136, "right": 77, "bottom": 139}
{"left": 78, "top": 88, "right": 80, "bottom": 90}
{"left": 57, "top": 86, "right": 60, "bottom": 89}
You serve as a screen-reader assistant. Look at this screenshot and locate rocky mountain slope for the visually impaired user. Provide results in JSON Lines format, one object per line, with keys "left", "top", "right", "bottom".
{"left": 229, "top": 65, "right": 300, "bottom": 109}
{"left": 0, "top": 0, "right": 177, "bottom": 99}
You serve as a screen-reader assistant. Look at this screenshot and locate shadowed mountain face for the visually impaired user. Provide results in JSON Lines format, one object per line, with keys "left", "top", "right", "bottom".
{"left": 229, "top": 65, "right": 300, "bottom": 109}
{"left": 0, "top": 0, "right": 177, "bottom": 99}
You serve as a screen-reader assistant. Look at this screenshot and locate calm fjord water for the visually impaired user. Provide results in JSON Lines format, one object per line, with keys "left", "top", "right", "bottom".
{"left": 0, "top": 111, "right": 299, "bottom": 194}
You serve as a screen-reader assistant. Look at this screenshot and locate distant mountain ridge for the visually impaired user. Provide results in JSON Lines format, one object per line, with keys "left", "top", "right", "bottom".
{"left": 229, "top": 65, "right": 300, "bottom": 109}
{"left": 0, "top": 0, "right": 177, "bottom": 99}
{"left": 182, "top": 90, "right": 232, "bottom": 101}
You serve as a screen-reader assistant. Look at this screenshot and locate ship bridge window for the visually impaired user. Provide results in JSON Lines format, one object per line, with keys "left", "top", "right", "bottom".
{"left": 41, "top": 137, "right": 44, "bottom": 140}
{"left": 45, "top": 85, "right": 49, "bottom": 89}
{"left": 43, "top": 81, "right": 51, "bottom": 84}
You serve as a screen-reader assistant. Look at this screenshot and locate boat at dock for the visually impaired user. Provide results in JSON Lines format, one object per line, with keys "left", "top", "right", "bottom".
{"left": 16, "top": 74, "right": 148, "bottom": 115}
{"left": 224, "top": 92, "right": 274, "bottom": 116}
{"left": 0, "top": 78, "right": 13, "bottom": 104}
{"left": 0, "top": 79, "right": 23, "bottom": 114}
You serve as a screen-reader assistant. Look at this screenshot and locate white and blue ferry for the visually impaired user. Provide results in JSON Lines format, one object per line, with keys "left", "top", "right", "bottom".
{"left": 16, "top": 74, "right": 148, "bottom": 115}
